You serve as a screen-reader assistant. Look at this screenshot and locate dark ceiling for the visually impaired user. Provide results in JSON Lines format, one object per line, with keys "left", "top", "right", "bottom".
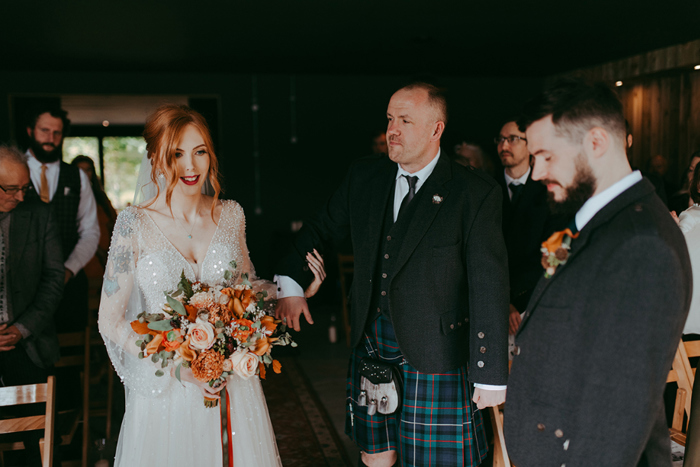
{"left": 3, "top": 0, "right": 700, "bottom": 77}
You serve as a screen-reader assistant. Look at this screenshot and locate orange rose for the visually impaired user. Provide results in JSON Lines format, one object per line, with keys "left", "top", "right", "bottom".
{"left": 176, "top": 338, "right": 197, "bottom": 362}
{"left": 145, "top": 334, "right": 163, "bottom": 356}
{"left": 272, "top": 359, "right": 282, "bottom": 374}
{"left": 251, "top": 336, "right": 278, "bottom": 356}
{"left": 162, "top": 329, "right": 183, "bottom": 352}
{"left": 232, "top": 319, "right": 254, "bottom": 342}
{"left": 260, "top": 316, "right": 278, "bottom": 334}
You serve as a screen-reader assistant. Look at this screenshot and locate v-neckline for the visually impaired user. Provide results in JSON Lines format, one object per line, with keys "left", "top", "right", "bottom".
{"left": 142, "top": 202, "right": 225, "bottom": 281}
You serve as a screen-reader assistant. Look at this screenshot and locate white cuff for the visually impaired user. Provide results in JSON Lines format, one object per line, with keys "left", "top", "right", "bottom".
{"left": 474, "top": 383, "right": 507, "bottom": 390}
{"left": 273, "top": 275, "right": 305, "bottom": 298}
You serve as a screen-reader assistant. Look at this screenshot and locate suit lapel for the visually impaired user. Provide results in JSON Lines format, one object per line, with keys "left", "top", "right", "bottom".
{"left": 366, "top": 162, "right": 399, "bottom": 279}
{"left": 517, "top": 179, "right": 656, "bottom": 336}
{"left": 393, "top": 155, "right": 451, "bottom": 273}
{"left": 9, "top": 208, "right": 31, "bottom": 274}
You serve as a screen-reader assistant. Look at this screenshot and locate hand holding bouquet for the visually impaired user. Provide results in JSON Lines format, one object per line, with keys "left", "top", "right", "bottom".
{"left": 130, "top": 263, "right": 296, "bottom": 407}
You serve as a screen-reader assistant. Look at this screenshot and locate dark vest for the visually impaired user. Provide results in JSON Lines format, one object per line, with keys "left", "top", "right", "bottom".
{"left": 368, "top": 180, "right": 424, "bottom": 324}
{"left": 26, "top": 162, "right": 82, "bottom": 262}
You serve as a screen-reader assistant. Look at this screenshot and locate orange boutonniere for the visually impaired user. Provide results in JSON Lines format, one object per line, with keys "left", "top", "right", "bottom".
{"left": 541, "top": 228, "right": 579, "bottom": 278}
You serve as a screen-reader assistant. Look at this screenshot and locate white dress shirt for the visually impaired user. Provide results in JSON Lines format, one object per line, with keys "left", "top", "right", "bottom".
{"left": 679, "top": 205, "right": 700, "bottom": 335}
{"left": 574, "top": 171, "right": 643, "bottom": 232}
{"left": 504, "top": 167, "right": 531, "bottom": 201}
{"left": 26, "top": 150, "right": 100, "bottom": 275}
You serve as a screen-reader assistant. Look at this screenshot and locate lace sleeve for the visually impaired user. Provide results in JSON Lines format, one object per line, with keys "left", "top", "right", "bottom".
{"left": 98, "top": 208, "right": 171, "bottom": 397}
{"left": 235, "top": 203, "right": 277, "bottom": 301}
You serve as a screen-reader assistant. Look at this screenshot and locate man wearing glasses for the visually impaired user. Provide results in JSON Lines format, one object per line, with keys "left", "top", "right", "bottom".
{"left": 0, "top": 146, "right": 63, "bottom": 465}
{"left": 495, "top": 121, "right": 563, "bottom": 337}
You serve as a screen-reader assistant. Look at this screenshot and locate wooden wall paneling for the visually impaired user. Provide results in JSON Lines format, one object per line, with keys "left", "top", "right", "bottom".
{"left": 665, "top": 75, "right": 682, "bottom": 182}
{"left": 691, "top": 72, "right": 700, "bottom": 158}
{"left": 679, "top": 72, "right": 691, "bottom": 170}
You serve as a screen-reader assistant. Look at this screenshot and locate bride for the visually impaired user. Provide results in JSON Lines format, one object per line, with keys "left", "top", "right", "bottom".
{"left": 98, "top": 104, "right": 325, "bottom": 466}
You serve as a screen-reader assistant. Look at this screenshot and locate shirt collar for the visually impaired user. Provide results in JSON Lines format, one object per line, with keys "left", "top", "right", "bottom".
{"left": 575, "top": 170, "right": 643, "bottom": 231}
{"left": 504, "top": 166, "right": 531, "bottom": 186}
{"left": 396, "top": 148, "right": 441, "bottom": 181}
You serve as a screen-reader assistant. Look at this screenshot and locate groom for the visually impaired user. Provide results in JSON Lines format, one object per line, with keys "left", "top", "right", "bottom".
{"left": 276, "top": 82, "right": 509, "bottom": 466}
{"left": 504, "top": 80, "right": 692, "bottom": 466}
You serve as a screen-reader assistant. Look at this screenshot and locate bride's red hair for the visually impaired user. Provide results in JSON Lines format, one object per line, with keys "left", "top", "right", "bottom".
{"left": 142, "top": 104, "right": 222, "bottom": 219}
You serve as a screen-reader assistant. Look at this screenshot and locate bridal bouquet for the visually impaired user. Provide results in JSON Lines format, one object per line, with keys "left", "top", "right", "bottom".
{"left": 130, "top": 263, "right": 296, "bottom": 407}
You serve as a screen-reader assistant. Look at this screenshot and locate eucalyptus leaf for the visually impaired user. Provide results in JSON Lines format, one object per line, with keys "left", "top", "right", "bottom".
{"left": 291, "top": 342, "right": 298, "bottom": 347}
{"left": 148, "top": 319, "right": 174, "bottom": 332}
{"left": 229, "top": 260, "right": 237, "bottom": 270}
{"left": 167, "top": 331, "right": 176, "bottom": 341}
{"left": 241, "top": 273, "right": 252, "bottom": 287}
{"left": 155, "top": 370, "right": 164, "bottom": 377}
{"left": 175, "top": 363, "right": 182, "bottom": 383}
{"left": 144, "top": 334, "right": 153, "bottom": 343}
{"left": 135, "top": 340, "right": 143, "bottom": 347}
{"left": 166, "top": 295, "right": 187, "bottom": 316}
{"left": 263, "top": 354, "right": 272, "bottom": 364}
{"left": 161, "top": 360, "right": 168, "bottom": 368}
{"left": 224, "top": 270, "right": 232, "bottom": 280}
{"left": 140, "top": 342, "right": 146, "bottom": 351}
{"left": 215, "top": 320, "right": 224, "bottom": 328}
{"left": 138, "top": 352, "right": 144, "bottom": 359}
{"left": 151, "top": 354, "right": 159, "bottom": 363}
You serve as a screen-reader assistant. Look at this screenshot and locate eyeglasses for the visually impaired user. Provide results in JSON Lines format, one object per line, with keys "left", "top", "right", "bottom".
{"left": 494, "top": 135, "right": 527, "bottom": 145}
{"left": 0, "top": 184, "right": 34, "bottom": 195}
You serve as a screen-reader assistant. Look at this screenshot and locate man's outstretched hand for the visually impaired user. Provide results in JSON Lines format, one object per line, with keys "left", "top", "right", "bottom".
{"left": 276, "top": 296, "right": 314, "bottom": 332}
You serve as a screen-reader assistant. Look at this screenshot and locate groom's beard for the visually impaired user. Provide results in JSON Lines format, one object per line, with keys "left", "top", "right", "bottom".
{"left": 543, "top": 153, "right": 597, "bottom": 219}
{"left": 29, "top": 137, "right": 63, "bottom": 163}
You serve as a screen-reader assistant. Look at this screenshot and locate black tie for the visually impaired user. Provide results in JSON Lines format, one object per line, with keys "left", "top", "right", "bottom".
{"left": 509, "top": 182, "right": 524, "bottom": 204}
{"left": 397, "top": 175, "right": 418, "bottom": 220}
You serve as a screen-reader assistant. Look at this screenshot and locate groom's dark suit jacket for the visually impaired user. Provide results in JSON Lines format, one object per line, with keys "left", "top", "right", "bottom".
{"left": 504, "top": 179, "right": 692, "bottom": 466}
{"left": 497, "top": 171, "right": 564, "bottom": 312}
{"left": 7, "top": 201, "right": 64, "bottom": 369}
{"left": 278, "top": 153, "right": 509, "bottom": 383}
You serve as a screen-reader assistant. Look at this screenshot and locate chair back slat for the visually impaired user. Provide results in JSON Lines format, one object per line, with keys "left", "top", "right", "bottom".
{"left": 0, "top": 383, "right": 48, "bottom": 406}
{"left": 685, "top": 340, "right": 700, "bottom": 358}
{"left": 0, "top": 415, "right": 46, "bottom": 434}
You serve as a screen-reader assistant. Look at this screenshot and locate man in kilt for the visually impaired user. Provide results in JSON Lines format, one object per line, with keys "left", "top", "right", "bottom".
{"left": 276, "top": 82, "right": 510, "bottom": 466}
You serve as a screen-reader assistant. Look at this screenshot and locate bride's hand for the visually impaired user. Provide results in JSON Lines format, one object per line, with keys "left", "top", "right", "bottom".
{"left": 171, "top": 365, "right": 227, "bottom": 399}
{"left": 304, "top": 249, "right": 326, "bottom": 298}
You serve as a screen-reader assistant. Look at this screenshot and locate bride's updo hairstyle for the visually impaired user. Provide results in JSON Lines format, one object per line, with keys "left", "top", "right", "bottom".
{"left": 142, "top": 104, "right": 222, "bottom": 218}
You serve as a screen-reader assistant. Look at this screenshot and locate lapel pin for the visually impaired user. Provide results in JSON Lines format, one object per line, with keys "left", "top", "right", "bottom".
{"left": 432, "top": 194, "right": 443, "bottom": 204}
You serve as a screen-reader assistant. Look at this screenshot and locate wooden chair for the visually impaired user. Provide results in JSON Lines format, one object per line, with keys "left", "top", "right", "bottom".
{"left": 0, "top": 376, "right": 56, "bottom": 467}
{"left": 666, "top": 339, "right": 700, "bottom": 445}
{"left": 337, "top": 254, "right": 354, "bottom": 347}
{"left": 55, "top": 327, "right": 91, "bottom": 466}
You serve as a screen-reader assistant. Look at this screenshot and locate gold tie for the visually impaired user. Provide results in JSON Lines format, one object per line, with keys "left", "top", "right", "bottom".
{"left": 40, "top": 164, "right": 50, "bottom": 203}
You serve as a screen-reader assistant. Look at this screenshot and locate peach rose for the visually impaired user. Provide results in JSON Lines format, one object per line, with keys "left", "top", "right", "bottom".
{"left": 188, "top": 322, "right": 216, "bottom": 350}
{"left": 229, "top": 350, "right": 259, "bottom": 380}
{"left": 222, "top": 358, "right": 233, "bottom": 372}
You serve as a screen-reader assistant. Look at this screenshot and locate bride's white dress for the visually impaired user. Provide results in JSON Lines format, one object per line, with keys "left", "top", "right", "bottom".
{"left": 98, "top": 199, "right": 282, "bottom": 467}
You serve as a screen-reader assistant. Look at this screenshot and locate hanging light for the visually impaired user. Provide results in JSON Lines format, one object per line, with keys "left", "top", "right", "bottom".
{"left": 694, "top": 65, "right": 700, "bottom": 70}
{"left": 615, "top": 81, "right": 623, "bottom": 87}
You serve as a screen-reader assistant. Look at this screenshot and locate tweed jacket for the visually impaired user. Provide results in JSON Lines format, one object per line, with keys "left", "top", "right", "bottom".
{"left": 504, "top": 179, "right": 692, "bottom": 466}
{"left": 7, "top": 201, "right": 64, "bottom": 368}
{"left": 278, "top": 153, "right": 510, "bottom": 384}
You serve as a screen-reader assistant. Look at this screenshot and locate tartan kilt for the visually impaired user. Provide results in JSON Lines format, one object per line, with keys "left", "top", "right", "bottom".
{"left": 345, "top": 315, "right": 488, "bottom": 466}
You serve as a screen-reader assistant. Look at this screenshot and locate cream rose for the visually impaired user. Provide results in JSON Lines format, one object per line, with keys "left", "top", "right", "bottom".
{"left": 222, "top": 358, "right": 233, "bottom": 372}
{"left": 229, "top": 350, "right": 259, "bottom": 380}
{"left": 187, "top": 322, "right": 216, "bottom": 350}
